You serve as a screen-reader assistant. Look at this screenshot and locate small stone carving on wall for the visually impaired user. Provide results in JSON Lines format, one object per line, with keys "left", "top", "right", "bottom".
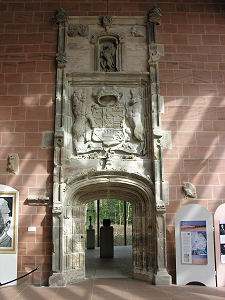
{"left": 183, "top": 182, "right": 197, "bottom": 198}
{"left": 7, "top": 154, "right": 19, "bottom": 175}
{"left": 126, "top": 89, "right": 144, "bottom": 142}
{"left": 67, "top": 24, "right": 89, "bottom": 37}
{"left": 100, "top": 16, "right": 113, "bottom": 31}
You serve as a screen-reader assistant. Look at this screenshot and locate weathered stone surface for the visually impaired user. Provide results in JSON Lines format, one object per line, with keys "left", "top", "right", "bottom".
{"left": 52, "top": 11, "right": 171, "bottom": 286}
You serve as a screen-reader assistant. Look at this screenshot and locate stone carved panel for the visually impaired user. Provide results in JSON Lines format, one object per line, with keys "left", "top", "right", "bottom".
{"left": 71, "top": 87, "right": 145, "bottom": 158}
{"left": 67, "top": 24, "right": 89, "bottom": 37}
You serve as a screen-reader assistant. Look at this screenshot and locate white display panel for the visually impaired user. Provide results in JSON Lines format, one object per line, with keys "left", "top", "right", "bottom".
{"left": 175, "top": 204, "right": 216, "bottom": 287}
{"left": 0, "top": 185, "right": 19, "bottom": 286}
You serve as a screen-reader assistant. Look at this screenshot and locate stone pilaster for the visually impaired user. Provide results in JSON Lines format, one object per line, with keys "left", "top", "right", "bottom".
{"left": 147, "top": 6, "right": 172, "bottom": 285}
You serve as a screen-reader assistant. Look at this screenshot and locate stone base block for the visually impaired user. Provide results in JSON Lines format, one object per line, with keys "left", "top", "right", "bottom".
{"left": 49, "top": 270, "right": 85, "bottom": 287}
{"left": 153, "top": 270, "right": 172, "bottom": 285}
{"left": 49, "top": 273, "right": 67, "bottom": 287}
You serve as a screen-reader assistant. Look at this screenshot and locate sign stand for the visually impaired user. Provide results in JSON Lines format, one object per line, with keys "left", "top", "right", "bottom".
{"left": 175, "top": 204, "right": 216, "bottom": 286}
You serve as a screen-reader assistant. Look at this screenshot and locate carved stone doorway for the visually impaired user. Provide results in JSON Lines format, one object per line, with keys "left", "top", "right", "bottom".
{"left": 50, "top": 8, "right": 172, "bottom": 286}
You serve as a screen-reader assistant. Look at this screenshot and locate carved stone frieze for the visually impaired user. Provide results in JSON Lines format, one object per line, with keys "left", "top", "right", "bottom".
{"left": 67, "top": 24, "right": 89, "bottom": 37}
{"left": 7, "top": 153, "right": 19, "bottom": 174}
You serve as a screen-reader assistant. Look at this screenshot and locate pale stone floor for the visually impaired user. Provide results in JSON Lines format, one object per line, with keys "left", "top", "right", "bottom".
{"left": 1, "top": 246, "right": 225, "bottom": 300}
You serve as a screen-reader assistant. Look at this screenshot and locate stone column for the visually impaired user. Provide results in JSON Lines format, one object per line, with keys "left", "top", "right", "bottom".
{"left": 153, "top": 205, "right": 171, "bottom": 285}
{"left": 49, "top": 9, "right": 68, "bottom": 287}
{"left": 147, "top": 6, "right": 172, "bottom": 285}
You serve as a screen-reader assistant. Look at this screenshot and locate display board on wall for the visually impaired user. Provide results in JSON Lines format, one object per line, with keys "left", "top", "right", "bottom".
{"left": 0, "top": 185, "right": 19, "bottom": 286}
{"left": 219, "top": 221, "right": 225, "bottom": 264}
{"left": 215, "top": 204, "right": 225, "bottom": 286}
{"left": 175, "top": 204, "right": 216, "bottom": 287}
{"left": 0, "top": 193, "right": 17, "bottom": 253}
{"left": 181, "top": 220, "right": 207, "bottom": 265}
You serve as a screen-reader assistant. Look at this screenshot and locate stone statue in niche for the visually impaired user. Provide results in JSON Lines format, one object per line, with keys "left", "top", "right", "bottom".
{"left": 126, "top": 89, "right": 144, "bottom": 141}
{"left": 100, "top": 40, "right": 117, "bottom": 72}
{"left": 7, "top": 153, "right": 19, "bottom": 174}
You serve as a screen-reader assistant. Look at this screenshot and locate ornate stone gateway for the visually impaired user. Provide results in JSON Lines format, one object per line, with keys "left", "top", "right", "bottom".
{"left": 50, "top": 7, "right": 172, "bottom": 286}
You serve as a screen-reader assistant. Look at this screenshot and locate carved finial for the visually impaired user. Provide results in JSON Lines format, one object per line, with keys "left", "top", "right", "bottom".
{"left": 54, "top": 8, "right": 68, "bottom": 24}
{"left": 100, "top": 16, "right": 113, "bottom": 31}
{"left": 183, "top": 182, "right": 197, "bottom": 198}
{"left": 148, "top": 6, "right": 162, "bottom": 25}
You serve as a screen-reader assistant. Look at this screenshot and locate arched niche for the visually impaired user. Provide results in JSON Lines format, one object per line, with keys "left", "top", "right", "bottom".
{"left": 90, "top": 32, "right": 125, "bottom": 72}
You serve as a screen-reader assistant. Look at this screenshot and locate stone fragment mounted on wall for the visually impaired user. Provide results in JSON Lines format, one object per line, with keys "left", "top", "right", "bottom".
{"left": 7, "top": 154, "right": 19, "bottom": 175}
{"left": 183, "top": 182, "right": 197, "bottom": 198}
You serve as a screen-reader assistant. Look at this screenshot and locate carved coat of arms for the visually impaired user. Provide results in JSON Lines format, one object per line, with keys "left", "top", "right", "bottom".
{"left": 91, "top": 104, "right": 125, "bottom": 146}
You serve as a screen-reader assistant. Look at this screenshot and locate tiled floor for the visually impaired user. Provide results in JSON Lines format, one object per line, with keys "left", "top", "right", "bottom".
{"left": 1, "top": 278, "right": 225, "bottom": 300}
{"left": 85, "top": 246, "right": 132, "bottom": 278}
{"left": 1, "top": 246, "right": 225, "bottom": 299}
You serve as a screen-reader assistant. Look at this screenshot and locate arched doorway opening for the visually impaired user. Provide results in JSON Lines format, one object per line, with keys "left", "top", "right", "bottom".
{"left": 49, "top": 171, "right": 172, "bottom": 286}
{"left": 85, "top": 198, "right": 133, "bottom": 279}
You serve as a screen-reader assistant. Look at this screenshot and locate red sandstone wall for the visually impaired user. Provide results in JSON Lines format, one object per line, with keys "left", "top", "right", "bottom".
{"left": 0, "top": 0, "right": 224, "bottom": 284}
